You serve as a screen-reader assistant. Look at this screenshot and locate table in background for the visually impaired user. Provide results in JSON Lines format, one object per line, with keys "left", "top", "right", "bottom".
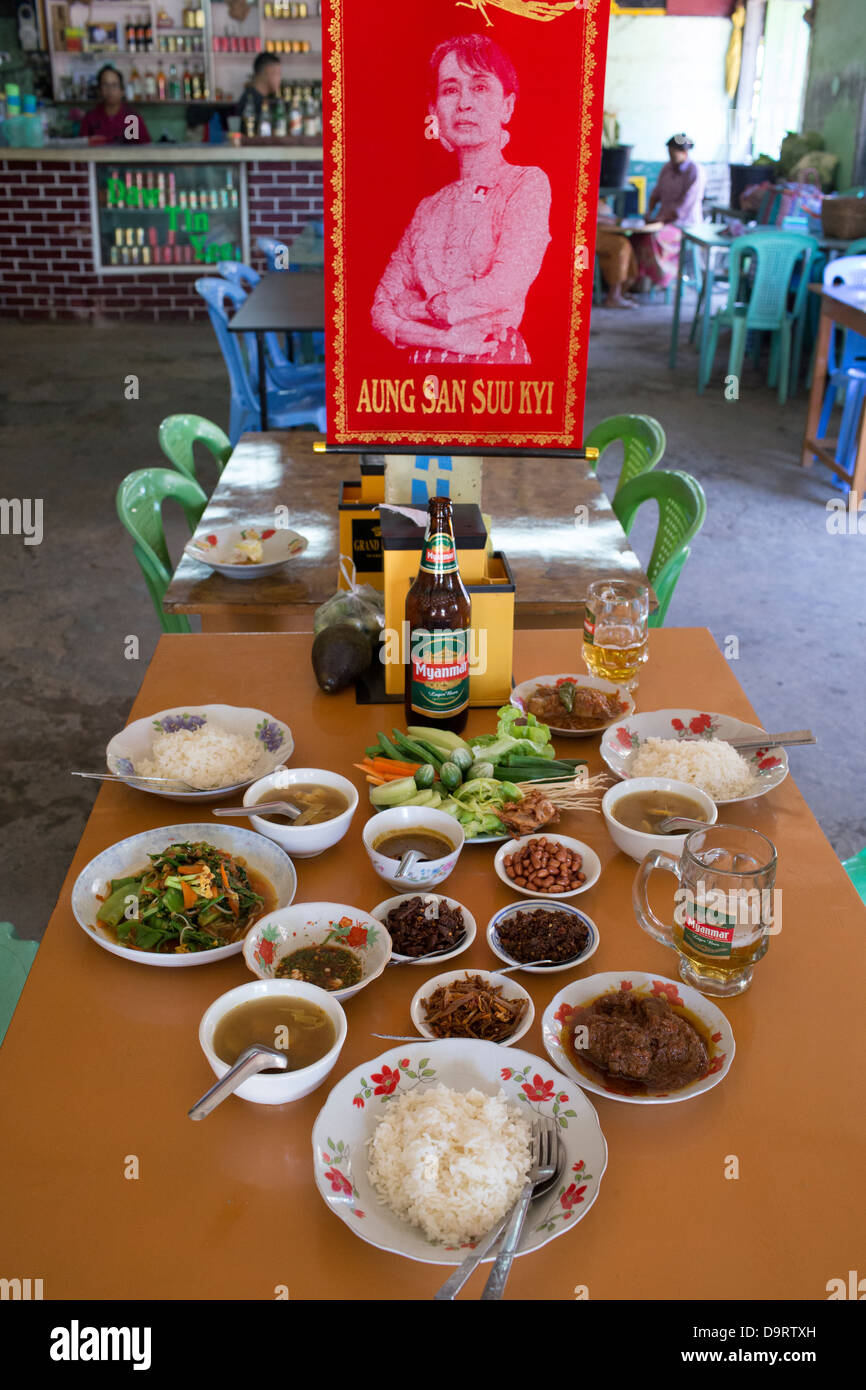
{"left": 227, "top": 270, "right": 325, "bottom": 429}
{"left": 802, "top": 283, "right": 866, "bottom": 493}
{"left": 163, "top": 432, "right": 655, "bottom": 631}
{"left": 669, "top": 222, "right": 859, "bottom": 372}
{"left": 1, "top": 628, "right": 863, "bottom": 1299}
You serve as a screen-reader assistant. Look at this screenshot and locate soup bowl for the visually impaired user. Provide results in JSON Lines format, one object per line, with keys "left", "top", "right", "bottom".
{"left": 199, "top": 979, "right": 347, "bottom": 1105}
{"left": 602, "top": 777, "right": 717, "bottom": 863}
{"left": 242, "top": 768, "right": 359, "bottom": 858}
{"left": 362, "top": 807, "right": 465, "bottom": 890}
{"left": 243, "top": 902, "right": 392, "bottom": 1000}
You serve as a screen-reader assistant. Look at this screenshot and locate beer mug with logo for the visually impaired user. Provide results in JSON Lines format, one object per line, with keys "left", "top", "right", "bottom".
{"left": 632, "top": 825, "right": 778, "bottom": 996}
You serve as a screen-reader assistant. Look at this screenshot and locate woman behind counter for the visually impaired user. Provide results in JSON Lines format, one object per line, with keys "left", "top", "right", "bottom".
{"left": 80, "top": 65, "right": 151, "bottom": 145}
{"left": 371, "top": 33, "right": 551, "bottom": 365}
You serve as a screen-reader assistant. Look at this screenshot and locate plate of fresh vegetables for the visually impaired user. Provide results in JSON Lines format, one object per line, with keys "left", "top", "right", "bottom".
{"left": 354, "top": 708, "right": 605, "bottom": 842}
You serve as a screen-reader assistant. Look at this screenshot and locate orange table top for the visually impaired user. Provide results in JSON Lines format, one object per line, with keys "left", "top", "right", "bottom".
{"left": 1, "top": 628, "right": 863, "bottom": 1300}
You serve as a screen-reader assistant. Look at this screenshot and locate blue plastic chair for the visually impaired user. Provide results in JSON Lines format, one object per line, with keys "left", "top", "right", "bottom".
{"left": 255, "top": 234, "right": 326, "bottom": 362}
{"left": 698, "top": 231, "right": 819, "bottom": 404}
{"left": 815, "top": 255, "right": 866, "bottom": 449}
{"left": 195, "top": 276, "right": 327, "bottom": 444}
{"left": 216, "top": 261, "right": 325, "bottom": 390}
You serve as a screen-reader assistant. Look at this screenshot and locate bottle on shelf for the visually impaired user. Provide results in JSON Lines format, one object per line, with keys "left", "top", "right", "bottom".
{"left": 126, "top": 19, "right": 137, "bottom": 52}
{"left": 136, "top": 17, "right": 146, "bottom": 50}
{"left": 183, "top": 66, "right": 192, "bottom": 101}
{"left": 240, "top": 87, "right": 257, "bottom": 138}
{"left": 200, "top": 66, "right": 210, "bottom": 100}
{"left": 273, "top": 95, "right": 287, "bottom": 139}
{"left": 144, "top": 67, "right": 157, "bottom": 99}
{"left": 127, "top": 66, "right": 140, "bottom": 102}
{"left": 156, "top": 64, "right": 167, "bottom": 100}
{"left": 259, "top": 99, "right": 272, "bottom": 138}
{"left": 288, "top": 86, "right": 303, "bottom": 138}
{"left": 190, "top": 67, "right": 202, "bottom": 100}
{"left": 168, "top": 64, "right": 181, "bottom": 100}
{"left": 144, "top": 16, "right": 153, "bottom": 51}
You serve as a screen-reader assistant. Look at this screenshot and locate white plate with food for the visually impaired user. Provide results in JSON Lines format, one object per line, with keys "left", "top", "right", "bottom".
{"left": 369, "top": 893, "right": 476, "bottom": 965}
{"left": 106, "top": 703, "right": 293, "bottom": 801}
{"left": 70, "top": 823, "right": 297, "bottom": 968}
{"left": 312, "top": 1038, "right": 607, "bottom": 1265}
{"left": 410, "top": 970, "right": 534, "bottom": 1047}
{"left": 487, "top": 900, "right": 600, "bottom": 974}
{"left": 599, "top": 710, "right": 789, "bottom": 805}
{"left": 184, "top": 523, "right": 308, "bottom": 578}
{"left": 494, "top": 833, "right": 602, "bottom": 899}
{"left": 511, "top": 674, "right": 634, "bottom": 737}
{"left": 243, "top": 901, "right": 392, "bottom": 1001}
{"left": 542, "top": 971, "right": 735, "bottom": 1105}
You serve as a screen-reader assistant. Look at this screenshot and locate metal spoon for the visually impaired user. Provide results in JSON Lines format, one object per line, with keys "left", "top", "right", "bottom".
{"left": 212, "top": 801, "right": 302, "bottom": 821}
{"left": 188, "top": 1045, "right": 289, "bottom": 1120}
{"left": 386, "top": 933, "right": 468, "bottom": 967}
{"left": 655, "top": 815, "right": 713, "bottom": 834}
{"left": 71, "top": 770, "right": 197, "bottom": 790}
{"left": 392, "top": 849, "right": 423, "bottom": 880}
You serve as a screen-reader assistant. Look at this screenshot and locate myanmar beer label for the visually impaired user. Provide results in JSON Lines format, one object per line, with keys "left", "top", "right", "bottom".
{"left": 420, "top": 532, "right": 457, "bottom": 574}
{"left": 583, "top": 606, "right": 596, "bottom": 646}
{"left": 682, "top": 904, "right": 736, "bottom": 959}
{"left": 409, "top": 627, "right": 470, "bottom": 716}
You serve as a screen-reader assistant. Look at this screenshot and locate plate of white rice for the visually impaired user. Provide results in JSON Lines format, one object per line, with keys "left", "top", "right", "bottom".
{"left": 106, "top": 704, "right": 293, "bottom": 802}
{"left": 600, "top": 709, "right": 789, "bottom": 804}
{"left": 312, "top": 1038, "right": 607, "bottom": 1265}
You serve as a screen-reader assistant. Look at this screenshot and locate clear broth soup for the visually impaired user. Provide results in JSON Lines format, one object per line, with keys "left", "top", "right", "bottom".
{"left": 253, "top": 782, "right": 349, "bottom": 827}
{"left": 212, "top": 996, "right": 336, "bottom": 1072}
{"left": 613, "top": 789, "right": 709, "bottom": 835}
{"left": 373, "top": 829, "right": 454, "bottom": 862}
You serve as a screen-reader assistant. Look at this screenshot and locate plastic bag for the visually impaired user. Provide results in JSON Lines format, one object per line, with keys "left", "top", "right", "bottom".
{"left": 313, "top": 555, "right": 384, "bottom": 640}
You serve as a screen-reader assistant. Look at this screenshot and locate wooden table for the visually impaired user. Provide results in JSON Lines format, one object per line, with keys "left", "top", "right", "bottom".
{"left": 164, "top": 431, "right": 655, "bottom": 632}
{"left": 802, "top": 284, "right": 866, "bottom": 494}
{"left": 2, "top": 628, "right": 864, "bottom": 1300}
{"left": 227, "top": 271, "right": 325, "bottom": 429}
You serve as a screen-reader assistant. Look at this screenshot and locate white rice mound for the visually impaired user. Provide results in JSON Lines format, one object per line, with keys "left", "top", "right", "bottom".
{"left": 631, "top": 737, "right": 754, "bottom": 801}
{"left": 367, "top": 1084, "right": 532, "bottom": 1245}
{"left": 137, "top": 725, "right": 261, "bottom": 790}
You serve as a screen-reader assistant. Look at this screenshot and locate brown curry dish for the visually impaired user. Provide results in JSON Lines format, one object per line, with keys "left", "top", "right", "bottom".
{"left": 525, "top": 681, "right": 627, "bottom": 731}
{"left": 561, "top": 990, "right": 711, "bottom": 1095}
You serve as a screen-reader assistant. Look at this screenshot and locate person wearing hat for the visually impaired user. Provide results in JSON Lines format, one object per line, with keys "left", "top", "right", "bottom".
{"left": 633, "top": 133, "right": 704, "bottom": 291}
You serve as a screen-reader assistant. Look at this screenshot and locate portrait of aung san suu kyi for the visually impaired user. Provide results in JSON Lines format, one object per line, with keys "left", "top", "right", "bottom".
{"left": 370, "top": 33, "right": 552, "bottom": 366}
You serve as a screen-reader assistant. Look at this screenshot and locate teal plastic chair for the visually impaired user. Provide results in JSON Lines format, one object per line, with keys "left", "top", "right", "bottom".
{"left": 117, "top": 468, "right": 208, "bottom": 634}
{"left": 698, "top": 231, "right": 819, "bottom": 404}
{"left": 158, "top": 414, "right": 232, "bottom": 489}
{"left": 842, "top": 847, "right": 866, "bottom": 905}
{"left": 612, "top": 469, "right": 707, "bottom": 626}
{"left": 584, "top": 414, "right": 666, "bottom": 495}
{"left": 0, "top": 923, "right": 38, "bottom": 1047}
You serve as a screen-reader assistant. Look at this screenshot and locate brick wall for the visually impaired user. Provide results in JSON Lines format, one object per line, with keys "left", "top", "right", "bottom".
{"left": 0, "top": 158, "right": 324, "bottom": 321}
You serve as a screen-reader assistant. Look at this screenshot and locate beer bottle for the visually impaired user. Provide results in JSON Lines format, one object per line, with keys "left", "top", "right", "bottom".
{"left": 404, "top": 497, "right": 471, "bottom": 734}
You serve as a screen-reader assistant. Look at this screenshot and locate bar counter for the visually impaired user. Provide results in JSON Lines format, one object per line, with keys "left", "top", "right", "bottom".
{"left": 1, "top": 143, "right": 324, "bottom": 320}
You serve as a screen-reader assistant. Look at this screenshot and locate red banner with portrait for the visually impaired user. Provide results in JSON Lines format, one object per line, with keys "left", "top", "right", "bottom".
{"left": 323, "top": 0, "right": 612, "bottom": 449}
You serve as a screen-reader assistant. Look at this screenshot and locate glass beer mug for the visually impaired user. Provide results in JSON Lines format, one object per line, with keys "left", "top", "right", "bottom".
{"left": 633, "top": 825, "right": 778, "bottom": 996}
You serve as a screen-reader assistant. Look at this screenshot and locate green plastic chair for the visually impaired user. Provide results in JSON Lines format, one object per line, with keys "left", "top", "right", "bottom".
{"left": 0, "top": 923, "right": 38, "bottom": 1047}
{"left": 612, "top": 469, "right": 707, "bottom": 627}
{"left": 158, "top": 414, "right": 232, "bottom": 488}
{"left": 698, "top": 231, "right": 819, "bottom": 404}
{"left": 116, "top": 467, "right": 208, "bottom": 634}
{"left": 584, "top": 414, "right": 666, "bottom": 494}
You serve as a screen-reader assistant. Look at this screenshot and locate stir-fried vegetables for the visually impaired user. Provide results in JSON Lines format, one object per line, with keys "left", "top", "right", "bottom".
{"left": 95, "top": 841, "right": 265, "bottom": 953}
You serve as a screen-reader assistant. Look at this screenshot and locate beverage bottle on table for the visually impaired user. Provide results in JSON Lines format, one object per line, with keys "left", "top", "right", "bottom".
{"left": 404, "top": 496, "right": 471, "bottom": 735}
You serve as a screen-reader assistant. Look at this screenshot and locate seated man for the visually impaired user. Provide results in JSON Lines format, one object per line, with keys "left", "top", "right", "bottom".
{"left": 595, "top": 197, "right": 639, "bottom": 309}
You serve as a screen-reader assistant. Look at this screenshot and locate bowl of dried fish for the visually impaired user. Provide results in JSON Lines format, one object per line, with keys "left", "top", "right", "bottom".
{"left": 410, "top": 969, "right": 534, "bottom": 1045}
{"left": 368, "top": 893, "right": 476, "bottom": 965}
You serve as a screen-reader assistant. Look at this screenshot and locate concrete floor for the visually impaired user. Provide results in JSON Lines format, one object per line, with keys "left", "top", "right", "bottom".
{"left": 1, "top": 301, "right": 864, "bottom": 941}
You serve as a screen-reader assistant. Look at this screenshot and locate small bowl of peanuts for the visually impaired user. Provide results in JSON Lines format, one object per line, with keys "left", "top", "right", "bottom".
{"left": 493, "top": 833, "right": 601, "bottom": 900}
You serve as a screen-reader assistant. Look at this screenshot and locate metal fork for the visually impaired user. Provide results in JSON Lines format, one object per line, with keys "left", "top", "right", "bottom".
{"left": 479, "top": 1116, "right": 559, "bottom": 1301}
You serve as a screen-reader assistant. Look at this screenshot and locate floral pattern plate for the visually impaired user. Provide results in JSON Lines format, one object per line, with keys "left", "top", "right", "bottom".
{"left": 184, "top": 523, "right": 308, "bottom": 579}
{"left": 599, "top": 709, "right": 789, "bottom": 804}
{"left": 312, "top": 1038, "right": 608, "bottom": 1266}
{"left": 542, "top": 971, "right": 735, "bottom": 1105}
{"left": 243, "top": 901, "right": 392, "bottom": 1001}
{"left": 70, "top": 823, "right": 297, "bottom": 969}
{"left": 106, "top": 703, "right": 293, "bottom": 801}
{"left": 510, "top": 673, "right": 635, "bottom": 738}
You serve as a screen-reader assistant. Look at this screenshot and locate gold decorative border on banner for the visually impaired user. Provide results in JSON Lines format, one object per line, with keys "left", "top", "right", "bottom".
{"left": 327, "top": 0, "right": 605, "bottom": 446}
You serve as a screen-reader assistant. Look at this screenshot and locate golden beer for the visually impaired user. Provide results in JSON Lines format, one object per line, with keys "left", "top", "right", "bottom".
{"left": 582, "top": 627, "right": 648, "bottom": 684}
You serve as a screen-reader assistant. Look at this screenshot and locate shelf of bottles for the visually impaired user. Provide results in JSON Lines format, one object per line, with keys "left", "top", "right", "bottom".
{"left": 93, "top": 161, "right": 246, "bottom": 273}
{"left": 47, "top": 0, "right": 213, "bottom": 107}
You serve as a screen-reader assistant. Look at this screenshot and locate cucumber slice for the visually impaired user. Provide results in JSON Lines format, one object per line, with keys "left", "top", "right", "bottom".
{"left": 414, "top": 763, "right": 436, "bottom": 790}
{"left": 450, "top": 747, "right": 473, "bottom": 774}
{"left": 369, "top": 776, "right": 418, "bottom": 808}
{"left": 439, "top": 761, "right": 463, "bottom": 792}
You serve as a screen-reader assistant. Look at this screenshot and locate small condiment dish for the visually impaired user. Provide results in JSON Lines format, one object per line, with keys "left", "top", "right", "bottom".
{"left": 362, "top": 807, "right": 465, "bottom": 890}
{"left": 243, "top": 901, "right": 392, "bottom": 1000}
{"left": 410, "top": 969, "right": 534, "bottom": 1047}
{"left": 486, "top": 900, "right": 600, "bottom": 974}
{"left": 199, "top": 979, "right": 347, "bottom": 1105}
{"left": 368, "top": 893, "right": 477, "bottom": 965}
{"left": 242, "top": 768, "right": 358, "bottom": 858}
{"left": 602, "top": 777, "right": 717, "bottom": 863}
{"left": 493, "top": 833, "right": 601, "bottom": 900}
